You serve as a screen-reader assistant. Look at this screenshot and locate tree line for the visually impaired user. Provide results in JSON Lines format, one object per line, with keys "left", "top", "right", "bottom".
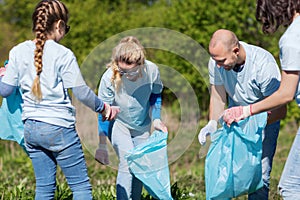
{"left": 0, "top": 0, "right": 298, "bottom": 126}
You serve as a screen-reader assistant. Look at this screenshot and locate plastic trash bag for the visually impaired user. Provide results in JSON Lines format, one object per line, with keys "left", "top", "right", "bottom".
{"left": 205, "top": 112, "right": 268, "bottom": 200}
{"left": 125, "top": 130, "right": 173, "bottom": 200}
{"left": 0, "top": 88, "right": 26, "bottom": 152}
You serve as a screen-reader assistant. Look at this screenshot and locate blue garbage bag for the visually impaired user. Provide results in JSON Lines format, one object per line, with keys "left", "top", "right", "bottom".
{"left": 205, "top": 112, "right": 268, "bottom": 200}
{"left": 125, "top": 130, "right": 173, "bottom": 200}
{"left": 0, "top": 88, "right": 26, "bottom": 152}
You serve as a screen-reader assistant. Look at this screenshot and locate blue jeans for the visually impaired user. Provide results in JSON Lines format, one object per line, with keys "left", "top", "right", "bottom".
{"left": 278, "top": 127, "right": 300, "bottom": 199}
{"left": 24, "top": 119, "right": 92, "bottom": 200}
{"left": 111, "top": 120, "right": 150, "bottom": 200}
{"left": 248, "top": 121, "right": 280, "bottom": 200}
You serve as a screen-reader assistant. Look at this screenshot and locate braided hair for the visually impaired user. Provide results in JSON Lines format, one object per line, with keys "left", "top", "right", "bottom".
{"left": 31, "top": 0, "right": 69, "bottom": 101}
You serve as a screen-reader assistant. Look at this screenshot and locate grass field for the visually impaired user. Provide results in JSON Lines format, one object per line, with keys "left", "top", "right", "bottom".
{"left": 0, "top": 102, "right": 297, "bottom": 199}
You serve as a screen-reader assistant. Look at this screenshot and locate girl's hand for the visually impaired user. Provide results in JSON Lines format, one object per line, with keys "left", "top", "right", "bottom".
{"left": 0, "top": 67, "right": 6, "bottom": 77}
{"left": 153, "top": 119, "right": 168, "bottom": 133}
{"left": 101, "top": 103, "right": 120, "bottom": 121}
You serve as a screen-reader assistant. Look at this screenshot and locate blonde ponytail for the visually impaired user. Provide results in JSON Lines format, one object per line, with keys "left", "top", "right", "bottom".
{"left": 109, "top": 62, "right": 122, "bottom": 92}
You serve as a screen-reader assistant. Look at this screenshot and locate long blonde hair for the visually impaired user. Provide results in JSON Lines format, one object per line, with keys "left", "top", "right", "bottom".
{"left": 31, "top": 0, "right": 69, "bottom": 101}
{"left": 108, "top": 36, "right": 145, "bottom": 92}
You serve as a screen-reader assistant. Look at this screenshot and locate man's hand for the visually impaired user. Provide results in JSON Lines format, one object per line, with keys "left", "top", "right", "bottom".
{"left": 153, "top": 119, "right": 168, "bottom": 133}
{"left": 223, "top": 105, "right": 251, "bottom": 125}
{"left": 198, "top": 120, "right": 217, "bottom": 145}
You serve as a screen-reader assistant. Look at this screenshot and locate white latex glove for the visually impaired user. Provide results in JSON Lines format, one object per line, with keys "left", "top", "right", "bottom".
{"left": 94, "top": 143, "right": 109, "bottom": 165}
{"left": 153, "top": 119, "right": 168, "bottom": 133}
{"left": 198, "top": 120, "right": 217, "bottom": 145}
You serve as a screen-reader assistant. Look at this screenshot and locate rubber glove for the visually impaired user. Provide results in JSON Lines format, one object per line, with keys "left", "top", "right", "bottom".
{"left": 153, "top": 119, "right": 168, "bottom": 133}
{"left": 198, "top": 120, "right": 217, "bottom": 145}
{"left": 101, "top": 104, "right": 120, "bottom": 121}
{"left": 223, "top": 105, "right": 251, "bottom": 125}
{"left": 95, "top": 143, "right": 109, "bottom": 165}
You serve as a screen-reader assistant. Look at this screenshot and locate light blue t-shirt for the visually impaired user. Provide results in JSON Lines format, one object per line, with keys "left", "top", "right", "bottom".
{"left": 279, "top": 16, "right": 300, "bottom": 106}
{"left": 3, "top": 40, "right": 86, "bottom": 128}
{"left": 98, "top": 60, "right": 163, "bottom": 131}
{"left": 209, "top": 41, "right": 281, "bottom": 107}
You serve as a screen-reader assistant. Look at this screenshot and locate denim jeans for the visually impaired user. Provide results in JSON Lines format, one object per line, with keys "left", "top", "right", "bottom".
{"left": 111, "top": 120, "right": 150, "bottom": 200}
{"left": 278, "top": 127, "right": 300, "bottom": 199}
{"left": 24, "top": 119, "right": 92, "bottom": 200}
{"left": 248, "top": 121, "right": 280, "bottom": 200}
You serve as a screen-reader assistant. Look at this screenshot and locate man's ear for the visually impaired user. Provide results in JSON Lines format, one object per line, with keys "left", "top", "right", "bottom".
{"left": 233, "top": 46, "right": 240, "bottom": 55}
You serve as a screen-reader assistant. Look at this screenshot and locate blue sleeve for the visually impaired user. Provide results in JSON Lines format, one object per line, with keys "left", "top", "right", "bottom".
{"left": 98, "top": 114, "right": 114, "bottom": 140}
{"left": 149, "top": 93, "right": 161, "bottom": 120}
{"left": 98, "top": 114, "right": 109, "bottom": 136}
{"left": 0, "top": 76, "right": 16, "bottom": 97}
{"left": 72, "top": 85, "right": 104, "bottom": 112}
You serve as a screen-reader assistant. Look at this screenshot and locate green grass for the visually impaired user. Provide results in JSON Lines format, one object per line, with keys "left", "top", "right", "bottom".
{"left": 0, "top": 123, "right": 296, "bottom": 199}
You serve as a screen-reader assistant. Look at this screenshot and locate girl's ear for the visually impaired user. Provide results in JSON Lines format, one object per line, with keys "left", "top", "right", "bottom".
{"left": 55, "top": 20, "right": 64, "bottom": 34}
{"left": 48, "top": 20, "right": 65, "bottom": 42}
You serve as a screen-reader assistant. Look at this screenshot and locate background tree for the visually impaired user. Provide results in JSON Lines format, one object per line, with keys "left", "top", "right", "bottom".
{"left": 0, "top": 0, "right": 297, "bottom": 126}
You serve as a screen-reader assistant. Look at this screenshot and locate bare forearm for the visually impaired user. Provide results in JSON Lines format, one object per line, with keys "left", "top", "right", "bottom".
{"left": 209, "top": 85, "right": 227, "bottom": 121}
{"left": 252, "top": 71, "right": 298, "bottom": 115}
{"left": 209, "top": 98, "right": 225, "bottom": 120}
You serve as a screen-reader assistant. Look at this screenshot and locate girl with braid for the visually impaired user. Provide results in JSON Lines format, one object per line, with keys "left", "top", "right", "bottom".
{"left": 0, "top": 0, "right": 119, "bottom": 199}
{"left": 96, "top": 36, "right": 167, "bottom": 199}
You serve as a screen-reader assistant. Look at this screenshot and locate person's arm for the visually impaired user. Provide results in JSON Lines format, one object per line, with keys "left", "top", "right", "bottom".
{"left": 252, "top": 70, "right": 299, "bottom": 114}
{"left": 72, "top": 85, "right": 119, "bottom": 121}
{"left": 209, "top": 84, "right": 227, "bottom": 121}
{"left": 223, "top": 70, "right": 299, "bottom": 125}
{"left": 198, "top": 84, "right": 226, "bottom": 145}
{"left": 149, "top": 93, "right": 168, "bottom": 132}
{"left": 0, "top": 76, "right": 16, "bottom": 97}
{"left": 72, "top": 85, "right": 104, "bottom": 112}
{"left": 149, "top": 93, "right": 161, "bottom": 120}
{"left": 95, "top": 114, "right": 111, "bottom": 165}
